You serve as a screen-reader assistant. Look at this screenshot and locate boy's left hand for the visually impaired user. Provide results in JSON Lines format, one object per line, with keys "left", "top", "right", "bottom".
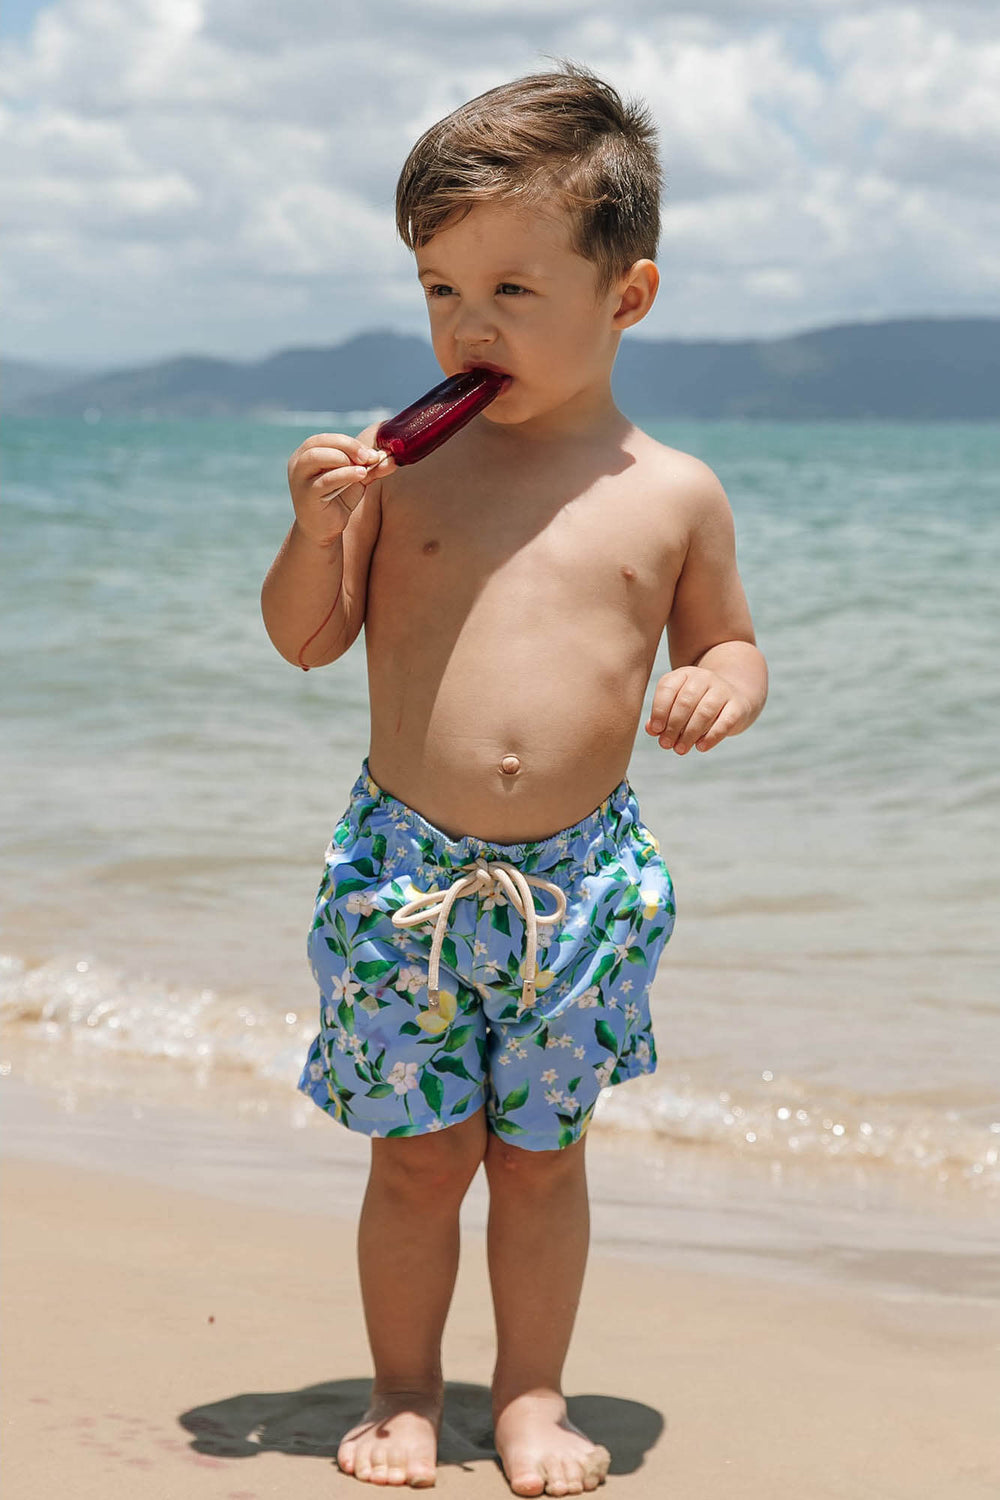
{"left": 645, "top": 667, "right": 754, "bottom": 755}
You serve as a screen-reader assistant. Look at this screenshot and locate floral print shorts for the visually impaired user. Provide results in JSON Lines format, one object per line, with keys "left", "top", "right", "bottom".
{"left": 298, "top": 761, "right": 675, "bottom": 1151}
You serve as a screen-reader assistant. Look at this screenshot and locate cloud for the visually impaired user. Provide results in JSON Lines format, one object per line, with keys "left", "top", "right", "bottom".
{"left": 2, "top": 0, "right": 998, "bottom": 365}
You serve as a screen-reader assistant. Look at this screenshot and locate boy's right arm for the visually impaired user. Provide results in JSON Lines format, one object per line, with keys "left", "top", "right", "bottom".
{"left": 260, "top": 425, "right": 391, "bottom": 670}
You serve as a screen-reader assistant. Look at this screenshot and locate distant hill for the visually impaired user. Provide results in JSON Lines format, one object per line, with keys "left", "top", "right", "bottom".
{"left": 6, "top": 318, "right": 999, "bottom": 420}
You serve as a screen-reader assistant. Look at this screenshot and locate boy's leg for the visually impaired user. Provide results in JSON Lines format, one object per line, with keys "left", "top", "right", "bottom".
{"left": 484, "top": 1134, "right": 610, "bottom": 1498}
{"left": 338, "top": 1107, "right": 488, "bottom": 1487}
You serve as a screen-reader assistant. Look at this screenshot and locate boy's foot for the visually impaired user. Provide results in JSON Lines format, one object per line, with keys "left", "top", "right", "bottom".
{"left": 336, "top": 1387, "right": 442, "bottom": 1487}
{"left": 493, "top": 1389, "right": 611, "bottom": 1497}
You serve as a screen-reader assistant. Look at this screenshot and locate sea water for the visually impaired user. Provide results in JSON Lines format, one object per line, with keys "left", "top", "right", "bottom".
{"left": 2, "top": 414, "right": 998, "bottom": 1270}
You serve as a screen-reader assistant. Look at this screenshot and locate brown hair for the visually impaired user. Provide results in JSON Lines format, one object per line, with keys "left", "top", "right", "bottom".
{"left": 395, "top": 62, "right": 662, "bottom": 294}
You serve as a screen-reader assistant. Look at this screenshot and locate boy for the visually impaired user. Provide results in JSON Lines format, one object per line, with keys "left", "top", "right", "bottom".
{"left": 262, "top": 64, "right": 766, "bottom": 1497}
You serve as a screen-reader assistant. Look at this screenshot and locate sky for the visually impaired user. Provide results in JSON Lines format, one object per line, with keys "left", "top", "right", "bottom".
{"left": 2, "top": 0, "right": 998, "bottom": 369}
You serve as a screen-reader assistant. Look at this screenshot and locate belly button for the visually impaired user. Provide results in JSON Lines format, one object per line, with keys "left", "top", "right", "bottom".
{"left": 500, "top": 755, "right": 521, "bottom": 776}
{"left": 422, "top": 539, "right": 440, "bottom": 555}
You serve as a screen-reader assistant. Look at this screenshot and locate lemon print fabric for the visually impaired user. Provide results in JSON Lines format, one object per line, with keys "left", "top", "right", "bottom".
{"left": 298, "top": 760, "right": 675, "bottom": 1151}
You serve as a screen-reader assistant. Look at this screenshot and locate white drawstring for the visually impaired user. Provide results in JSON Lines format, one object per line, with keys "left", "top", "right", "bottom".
{"left": 391, "top": 857, "right": 567, "bottom": 1011}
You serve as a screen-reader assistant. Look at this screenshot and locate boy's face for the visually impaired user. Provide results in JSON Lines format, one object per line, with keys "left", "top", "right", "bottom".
{"left": 415, "top": 200, "right": 645, "bottom": 431}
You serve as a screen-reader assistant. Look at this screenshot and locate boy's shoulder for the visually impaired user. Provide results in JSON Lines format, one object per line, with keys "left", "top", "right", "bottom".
{"left": 627, "top": 424, "right": 731, "bottom": 521}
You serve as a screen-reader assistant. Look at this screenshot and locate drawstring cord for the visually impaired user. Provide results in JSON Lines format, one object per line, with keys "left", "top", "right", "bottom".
{"left": 391, "top": 857, "right": 567, "bottom": 1011}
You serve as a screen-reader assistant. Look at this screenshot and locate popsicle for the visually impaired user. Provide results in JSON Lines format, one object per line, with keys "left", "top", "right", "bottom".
{"left": 371, "top": 367, "right": 508, "bottom": 467}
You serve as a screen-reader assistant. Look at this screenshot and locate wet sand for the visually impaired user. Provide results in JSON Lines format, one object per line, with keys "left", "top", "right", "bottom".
{"left": 4, "top": 1152, "right": 999, "bottom": 1499}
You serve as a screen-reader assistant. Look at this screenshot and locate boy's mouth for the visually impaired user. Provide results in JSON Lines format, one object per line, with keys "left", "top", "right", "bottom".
{"left": 462, "top": 361, "right": 511, "bottom": 382}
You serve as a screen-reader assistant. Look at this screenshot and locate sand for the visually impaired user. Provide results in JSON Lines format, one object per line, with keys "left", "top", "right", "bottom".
{"left": 3, "top": 1152, "right": 999, "bottom": 1500}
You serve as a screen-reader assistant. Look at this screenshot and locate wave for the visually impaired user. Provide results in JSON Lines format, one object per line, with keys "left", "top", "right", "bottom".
{"left": 2, "top": 951, "right": 997, "bottom": 1197}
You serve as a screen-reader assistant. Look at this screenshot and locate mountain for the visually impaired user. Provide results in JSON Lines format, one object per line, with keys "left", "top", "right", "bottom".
{"left": 6, "top": 318, "right": 999, "bottom": 421}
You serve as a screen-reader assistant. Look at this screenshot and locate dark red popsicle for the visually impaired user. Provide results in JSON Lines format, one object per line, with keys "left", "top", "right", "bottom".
{"left": 373, "top": 368, "right": 508, "bottom": 466}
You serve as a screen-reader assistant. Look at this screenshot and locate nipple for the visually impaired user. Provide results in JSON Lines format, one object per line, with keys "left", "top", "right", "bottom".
{"left": 500, "top": 755, "right": 521, "bottom": 776}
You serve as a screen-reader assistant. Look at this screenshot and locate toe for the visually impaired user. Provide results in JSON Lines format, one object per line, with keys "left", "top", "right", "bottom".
{"left": 507, "top": 1458, "right": 546, "bottom": 1498}
{"left": 338, "top": 1441, "right": 357, "bottom": 1474}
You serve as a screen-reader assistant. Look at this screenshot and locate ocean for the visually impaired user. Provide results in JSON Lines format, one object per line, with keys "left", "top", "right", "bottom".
{"left": 3, "top": 413, "right": 998, "bottom": 1293}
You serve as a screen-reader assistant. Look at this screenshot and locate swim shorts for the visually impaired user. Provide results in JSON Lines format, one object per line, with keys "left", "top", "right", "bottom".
{"left": 298, "top": 761, "right": 675, "bottom": 1151}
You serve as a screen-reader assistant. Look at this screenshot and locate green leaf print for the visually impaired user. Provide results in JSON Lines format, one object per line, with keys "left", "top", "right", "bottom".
{"left": 441, "top": 935, "right": 460, "bottom": 971}
{"left": 354, "top": 911, "right": 385, "bottom": 936}
{"left": 352, "top": 857, "right": 377, "bottom": 877}
{"left": 594, "top": 1018, "right": 618, "bottom": 1054}
{"left": 591, "top": 950, "right": 617, "bottom": 986}
{"left": 443, "top": 1023, "right": 475, "bottom": 1053}
{"left": 334, "top": 909, "right": 350, "bottom": 947}
{"left": 568, "top": 1075, "right": 582, "bottom": 1093}
{"left": 451, "top": 1089, "right": 479, "bottom": 1117}
{"left": 354, "top": 958, "right": 398, "bottom": 982}
{"left": 334, "top": 876, "right": 374, "bottom": 898}
{"left": 490, "top": 902, "right": 511, "bottom": 937}
{"left": 557, "top": 1125, "right": 576, "bottom": 1149}
{"left": 492, "top": 1117, "right": 527, "bottom": 1136}
{"left": 432, "top": 1054, "right": 473, "bottom": 1080}
{"left": 625, "top": 947, "right": 647, "bottom": 965}
{"left": 366, "top": 1083, "right": 396, "bottom": 1098}
{"left": 532, "top": 1025, "right": 550, "bottom": 1049}
{"left": 500, "top": 1080, "right": 530, "bottom": 1114}
{"left": 399, "top": 1021, "right": 422, "bottom": 1037}
{"left": 338, "top": 999, "right": 356, "bottom": 1035}
{"left": 386, "top": 1123, "right": 425, "bottom": 1138}
{"left": 419, "top": 1072, "right": 444, "bottom": 1115}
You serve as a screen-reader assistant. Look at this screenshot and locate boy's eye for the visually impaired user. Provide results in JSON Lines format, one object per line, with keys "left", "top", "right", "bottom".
{"left": 425, "top": 284, "right": 454, "bottom": 298}
{"left": 497, "top": 283, "right": 528, "bottom": 296}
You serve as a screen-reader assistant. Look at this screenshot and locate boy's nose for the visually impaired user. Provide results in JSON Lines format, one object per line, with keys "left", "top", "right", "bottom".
{"left": 452, "top": 304, "right": 497, "bottom": 345}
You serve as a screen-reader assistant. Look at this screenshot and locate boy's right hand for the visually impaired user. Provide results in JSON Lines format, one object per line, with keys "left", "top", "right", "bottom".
{"left": 286, "top": 433, "right": 392, "bottom": 547}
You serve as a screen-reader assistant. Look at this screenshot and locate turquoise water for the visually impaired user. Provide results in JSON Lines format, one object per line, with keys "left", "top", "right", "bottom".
{"left": 2, "top": 415, "right": 999, "bottom": 1208}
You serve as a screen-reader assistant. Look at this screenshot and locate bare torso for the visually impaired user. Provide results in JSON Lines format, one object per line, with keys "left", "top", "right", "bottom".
{"left": 364, "top": 417, "right": 691, "bottom": 841}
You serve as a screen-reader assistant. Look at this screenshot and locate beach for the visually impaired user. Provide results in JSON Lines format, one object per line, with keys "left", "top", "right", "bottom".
{"left": 4, "top": 1089, "right": 999, "bottom": 1500}
{"left": 3, "top": 413, "right": 999, "bottom": 1494}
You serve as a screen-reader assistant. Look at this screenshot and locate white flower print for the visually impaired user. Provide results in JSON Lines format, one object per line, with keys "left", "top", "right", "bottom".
{"left": 329, "top": 972, "right": 361, "bottom": 1006}
{"left": 594, "top": 1060, "right": 614, "bottom": 1087}
{"left": 396, "top": 964, "right": 426, "bottom": 994}
{"left": 541, "top": 1068, "right": 558, "bottom": 1084}
{"left": 498, "top": 1053, "right": 512, "bottom": 1065}
{"left": 558, "top": 1035, "right": 573, "bottom": 1049}
{"left": 387, "top": 1060, "right": 419, "bottom": 1095}
{"left": 545, "top": 1087, "right": 564, "bottom": 1106}
{"left": 620, "top": 979, "right": 634, "bottom": 994}
{"left": 563, "top": 1095, "right": 579, "bottom": 1111}
{"left": 473, "top": 940, "right": 489, "bottom": 958}
{"left": 545, "top": 1036, "right": 561, "bottom": 1050}
{"left": 482, "top": 890, "right": 506, "bottom": 910}
{"left": 613, "top": 934, "right": 639, "bottom": 961}
{"left": 573, "top": 1046, "right": 586, "bottom": 1060}
{"left": 309, "top": 1061, "right": 324, "bottom": 1081}
{"left": 346, "top": 890, "right": 378, "bottom": 917}
{"left": 636, "top": 1040, "right": 651, "bottom": 1067}
{"left": 334, "top": 1027, "right": 350, "bottom": 1053}
{"left": 322, "top": 1005, "right": 337, "bottom": 1029}
{"left": 624, "top": 1002, "right": 639, "bottom": 1023}
{"left": 576, "top": 987, "right": 600, "bottom": 1009}
{"left": 427, "top": 1118, "right": 445, "bottom": 1131}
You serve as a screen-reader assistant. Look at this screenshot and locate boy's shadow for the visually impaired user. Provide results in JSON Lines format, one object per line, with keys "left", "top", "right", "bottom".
{"left": 179, "top": 1378, "right": 663, "bottom": 1477}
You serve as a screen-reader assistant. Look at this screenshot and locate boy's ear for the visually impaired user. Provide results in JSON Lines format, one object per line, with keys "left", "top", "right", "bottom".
{"left": 611, "top": 259, "right": 659, "bottom": 329}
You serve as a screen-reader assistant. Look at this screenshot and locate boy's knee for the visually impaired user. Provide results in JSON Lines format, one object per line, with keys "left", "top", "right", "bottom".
{"left": 371, "top": 1107, "right": 487, "bottom": 1199}
{"left": 484, "top": 1130, "right": 586, "bottom": 1183}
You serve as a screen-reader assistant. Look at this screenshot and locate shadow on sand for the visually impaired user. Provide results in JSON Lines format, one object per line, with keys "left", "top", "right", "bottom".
{"left": 179, "top": 1378, "right": 663, "bottom": 1478}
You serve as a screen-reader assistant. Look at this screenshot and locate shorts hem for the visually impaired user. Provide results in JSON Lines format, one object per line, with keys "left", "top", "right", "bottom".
{"left": 298, "top": 1077, "right": 488, "bottom": 1140}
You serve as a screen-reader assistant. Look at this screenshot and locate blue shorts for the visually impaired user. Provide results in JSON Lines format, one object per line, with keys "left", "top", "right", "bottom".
{"left": 298, "top": 762, "right": 675, "bottom": 1151}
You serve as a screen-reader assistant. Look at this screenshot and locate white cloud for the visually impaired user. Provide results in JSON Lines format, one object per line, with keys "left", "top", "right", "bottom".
{"left": 1, "top": 0, "right": 997, "bottom": 366}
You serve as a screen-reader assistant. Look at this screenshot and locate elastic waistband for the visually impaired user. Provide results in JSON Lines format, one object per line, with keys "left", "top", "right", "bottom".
{"left": 349, "top": 759, "right": 638, "bottom": 874}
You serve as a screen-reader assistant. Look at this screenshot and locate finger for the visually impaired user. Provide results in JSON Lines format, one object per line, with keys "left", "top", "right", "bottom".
{"left": 673, "top": 694, "right": 727, "bottom": 754}
{"left": 645, "top": 671, "right": 688, "bottom": 735}
{"left": 294, "top": 443, "right": 380, "bottom": 481}
{"left": 695, "top": 703, "right": 742, "bottom": 752}
{"left": 661, "top": 680, "right": 714, "bottom": 749}
{"left": 312, "top": 465, "right": 369, "bottom": 501}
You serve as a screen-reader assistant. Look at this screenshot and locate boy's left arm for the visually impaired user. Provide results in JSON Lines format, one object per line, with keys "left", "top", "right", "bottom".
{"left": 646, "top": 463, "right": 768, "bottom": 755}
